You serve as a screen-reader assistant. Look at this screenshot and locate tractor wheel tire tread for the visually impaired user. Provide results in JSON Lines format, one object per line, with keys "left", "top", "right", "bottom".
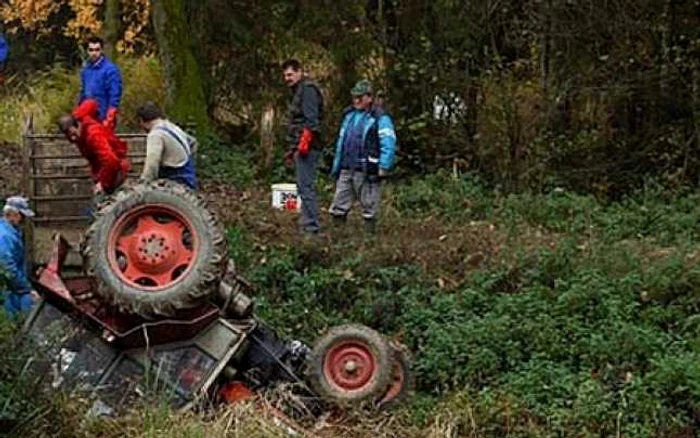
{"left": 306, "top": 324, "right": 394, "bottom": 406}
{"left": 83, "top": 180, "right": 227, "bottom": 317}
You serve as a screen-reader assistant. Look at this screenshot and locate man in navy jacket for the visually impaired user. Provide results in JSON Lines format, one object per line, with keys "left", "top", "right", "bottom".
{"left": 329, "top": 80, "right": 397, "bottom": 232}
{"left": 79, "top": 36, "right": 123, "bottom": 131}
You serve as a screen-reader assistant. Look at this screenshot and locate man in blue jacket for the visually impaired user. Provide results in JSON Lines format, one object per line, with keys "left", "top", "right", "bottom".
{"left": 79, "top": 36, "right": 123, "bottom": 131}
{"left": 0, "top": 196, "right": 39, "bottom": 318}
{"left": 0, "top": 32, "right": 8, "bottom": 87}
{"left": 329, "top": 80, "right": 397, "bottom": 232}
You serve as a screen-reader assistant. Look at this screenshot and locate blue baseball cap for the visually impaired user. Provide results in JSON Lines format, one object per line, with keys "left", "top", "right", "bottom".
{"left": 3, "top": 196, "right": 35, "bottom": 217}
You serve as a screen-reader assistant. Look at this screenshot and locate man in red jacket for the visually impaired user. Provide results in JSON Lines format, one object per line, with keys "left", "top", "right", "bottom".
{"left": 58, "top": 99, "right": 130, "bottom": 196}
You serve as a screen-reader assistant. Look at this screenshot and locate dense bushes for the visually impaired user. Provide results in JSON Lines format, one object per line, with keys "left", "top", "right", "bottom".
{"left": 239, "top": 174, "right": 700, "bottom": 437}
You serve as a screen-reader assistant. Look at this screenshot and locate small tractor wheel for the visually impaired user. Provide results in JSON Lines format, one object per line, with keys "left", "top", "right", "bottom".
{"left": 307, "top": 324, "right": 393, "bottom": 406}
{"left": 83, "top": 180, "right": 227, "bottom": 317}
{"left": 375, "top": 343, "right": 413, "bottom": 410}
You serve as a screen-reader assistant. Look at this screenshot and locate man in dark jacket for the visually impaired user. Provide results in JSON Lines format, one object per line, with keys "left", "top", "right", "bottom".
{"left": 283, "top": 59, "right": 324, "bottom": 234}
{"left": 79, "top": 36, "right": 123, "bottom": 131}
{"left": 1, "top": 196, "right": 39, "bottom": 318}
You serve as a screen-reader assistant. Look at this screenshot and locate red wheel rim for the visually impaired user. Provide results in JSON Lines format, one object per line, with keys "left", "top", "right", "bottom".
{"left": 106, "top": 204, "right": 199, "bottom": 291}
{"left": 323, "top": 340, "right": 378, "bottom": 393}
{"left": 378, "top": 357, "right": 405, "bottom": 405}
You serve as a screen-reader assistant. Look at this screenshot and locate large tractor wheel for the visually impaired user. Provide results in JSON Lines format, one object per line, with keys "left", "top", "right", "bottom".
{"left": 83, "top": 180, "right": 227, "bottom": 317}
{"left": 306, "top": 324, "right": 394, "bottom": 406}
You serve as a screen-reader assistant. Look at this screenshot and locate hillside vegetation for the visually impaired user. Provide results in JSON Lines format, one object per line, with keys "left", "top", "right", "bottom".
{"left": 2, "top": 164, "right": 700, "bottom": 437}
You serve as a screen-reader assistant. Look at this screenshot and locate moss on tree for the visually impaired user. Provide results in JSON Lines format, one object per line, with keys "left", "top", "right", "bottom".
{"left": 150, "top": 0, "right": 209, "bottom": 132}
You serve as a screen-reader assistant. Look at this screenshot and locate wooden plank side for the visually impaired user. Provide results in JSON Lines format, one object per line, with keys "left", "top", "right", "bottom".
{"left": 23, "top": 116, "right": 36, "bottom": 265}
{"left": 31, "top": 136, "right": 147, "bottom": 157}
{"left": 28, "top": 133, "right": 148, "bottom": 263}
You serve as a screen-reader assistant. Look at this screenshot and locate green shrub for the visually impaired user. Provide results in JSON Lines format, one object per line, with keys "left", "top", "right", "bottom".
{"left": 114, "top": 56, "right": 167, "bottom": 131}
{"left": 386, "top": 171, "right": 493, "bottom": 222}
{"left": 241, "top": 209, "right": 700, "bottom": 435}
{"left": 0, "top": 66, "right": 79, "bottom": 143}
{"left": 0, "top": 56, "right": 164, "bottom": 143}
{"left": 197, "top": 133, "right": 255, "bottom": 187}
{"left": 5, "top": 166, "right": 700, "bottom": 435}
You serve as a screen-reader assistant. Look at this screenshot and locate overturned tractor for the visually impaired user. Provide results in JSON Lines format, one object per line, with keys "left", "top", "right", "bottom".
{"left": 22, "top": 180, "right": 411, "bottom": 419}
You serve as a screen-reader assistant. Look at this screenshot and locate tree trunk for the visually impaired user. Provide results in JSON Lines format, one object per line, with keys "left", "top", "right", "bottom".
{"left": 539, "top": 0, "right": 551, "bottom": 97}
{"left": 103, "top": 0, "right": 120, "bottom": 59}
{"left": 539, "top": 0, "right": 553, "bottom": 130}
{"left": 658, "top": 0, "right": 674, "bottom": 130}
{"left": 660, "top": 0, "right": 671, "bottom": 100}
{"left": 692, "top": 61, "right": 700, "bottom": 184}
{"left": 150, "top": 0, "right": 209, "bottom": 131}
{"left": 260, "top": 104, "right": 276, "bottom": 171}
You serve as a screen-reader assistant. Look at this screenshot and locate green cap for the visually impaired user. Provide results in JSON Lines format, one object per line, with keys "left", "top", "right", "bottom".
{"left": 350, "top": 80, "right": 373, "bottom": 97}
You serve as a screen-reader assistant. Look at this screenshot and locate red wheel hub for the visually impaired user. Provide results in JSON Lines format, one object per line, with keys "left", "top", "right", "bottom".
{"left": 107, "top": 205, "right": 198, "bottom": 291}
{"left": 323, "top": 341, "right": 378, "bottom": 393}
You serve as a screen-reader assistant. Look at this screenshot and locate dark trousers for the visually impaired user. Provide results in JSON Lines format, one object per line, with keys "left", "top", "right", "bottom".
{"left": 295, "top": 149, "right": 320, "bottom": 232}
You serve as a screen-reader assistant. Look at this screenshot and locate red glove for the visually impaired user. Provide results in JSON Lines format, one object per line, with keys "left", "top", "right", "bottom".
{"left": 103, "top": 107, "right": 119, "bottom": 131}
{"left": 297, "top": 128, "right": 313, "bottom": 156}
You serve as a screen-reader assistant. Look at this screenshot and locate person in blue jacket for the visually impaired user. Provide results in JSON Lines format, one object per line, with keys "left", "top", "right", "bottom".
{"left": 79, "top": 36, "right": 123, "bottom": 131}
{"left": 0, "top": 196, "right": 39, "bottom": 318}
{"left": 329, "top": 80, "right": 397, "bottom": 232}
{"left": 0, "top": 32, "right": 8, "bottom": 86}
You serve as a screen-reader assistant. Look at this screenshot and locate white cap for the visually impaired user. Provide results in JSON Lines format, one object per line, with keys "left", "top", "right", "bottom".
{"left": 3, "top": 196, "right": 35, "bottom": 217}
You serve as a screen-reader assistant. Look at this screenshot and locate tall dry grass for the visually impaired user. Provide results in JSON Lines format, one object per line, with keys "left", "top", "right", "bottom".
{"left": 0, "top": 56, "right": 164, "bottom": 144}
{"left": 13, "top": 396, "right": 478, "bottom": 438}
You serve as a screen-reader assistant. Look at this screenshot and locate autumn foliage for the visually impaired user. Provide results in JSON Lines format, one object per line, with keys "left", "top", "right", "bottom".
{"left": 0, "top": 0, "right": 150, "bottom": 53}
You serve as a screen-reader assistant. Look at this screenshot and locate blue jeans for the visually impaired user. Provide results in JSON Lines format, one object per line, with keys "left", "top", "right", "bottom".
{"left": 3, "top": 291, "right": 34, "bottom": 317}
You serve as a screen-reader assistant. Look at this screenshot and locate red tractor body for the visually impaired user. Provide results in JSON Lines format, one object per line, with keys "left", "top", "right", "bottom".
{"left": 18, "top": 129, "right": 410, "bottom": 423}
{"left": 26, "top": 235, "right": 257, "bottom": 414}
{"left": 24, "top": 233, "right": 410, "bottom": 418}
